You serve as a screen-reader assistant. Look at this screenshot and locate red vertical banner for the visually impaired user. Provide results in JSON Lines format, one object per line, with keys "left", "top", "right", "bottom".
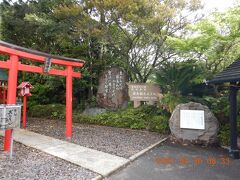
{"left": 65, "top": 66, "right": 73, "bottom": 138}
{"left": 4, "top": 55, "right": 19, "bottom": 151}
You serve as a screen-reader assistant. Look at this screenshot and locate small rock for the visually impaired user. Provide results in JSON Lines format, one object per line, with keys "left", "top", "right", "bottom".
{"left": 82, "top": 107, "right": 107, "bottom": 116}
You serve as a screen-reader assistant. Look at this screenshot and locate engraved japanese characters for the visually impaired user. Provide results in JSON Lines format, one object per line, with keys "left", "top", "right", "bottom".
{"left": 97, "top": 67, "right": 128, "bottom": 110}
{"left": 0, "top": 105, "right": 21, "bottom": 130}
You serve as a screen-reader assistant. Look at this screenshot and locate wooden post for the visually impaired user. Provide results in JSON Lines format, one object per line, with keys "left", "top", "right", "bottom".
{"left": 22, "top": 95, "right": 27, "bottom": 128}
{"left": 229, "top": 82, "right": 239, "bottom": 159}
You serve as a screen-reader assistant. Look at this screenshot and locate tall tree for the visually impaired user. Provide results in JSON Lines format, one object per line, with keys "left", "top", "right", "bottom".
{"left": 83, "top": 0, "right": 202, "bottom": 82}
{"left": 0, "top": 0, "right": 203, "bottom": 105}
{"left": 167, "top": 3, "right": 240, "bottom": 76}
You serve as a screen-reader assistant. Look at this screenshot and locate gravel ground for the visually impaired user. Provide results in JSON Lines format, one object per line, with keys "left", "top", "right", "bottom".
{"left": 27, "top": 118, "right": 166, "bottom": 158}
{"left": 0, "top": 136, "right": 98, "bottom": 180}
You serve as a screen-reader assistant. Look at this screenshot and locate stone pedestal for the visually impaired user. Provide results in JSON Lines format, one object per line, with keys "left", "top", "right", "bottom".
{"left": 134, "top": 101, "right": 141, "bottom": 108}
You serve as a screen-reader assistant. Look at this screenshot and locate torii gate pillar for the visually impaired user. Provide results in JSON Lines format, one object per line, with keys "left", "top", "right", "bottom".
{"left": 66, "top": 66, "right": 73, "bottom": 138}
{"left": 4, "top": 55, "right": 19, "bottom": 151}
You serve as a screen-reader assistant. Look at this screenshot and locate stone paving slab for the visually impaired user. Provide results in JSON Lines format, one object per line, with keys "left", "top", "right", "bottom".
{"left": 0, "top": 129, "right": 129, "bottom": 176}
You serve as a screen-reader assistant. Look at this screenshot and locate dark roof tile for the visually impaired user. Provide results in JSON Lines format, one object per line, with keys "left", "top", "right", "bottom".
{"left": 208, "top": 59, "right": 240, "bottom": 84}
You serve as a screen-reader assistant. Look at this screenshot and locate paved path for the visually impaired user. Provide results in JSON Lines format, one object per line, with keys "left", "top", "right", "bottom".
{"left": 108, "top": 142, "right": 240, "bottom": 180}
{"left": 0, "top": 129, "right": 129, "bottom": 177}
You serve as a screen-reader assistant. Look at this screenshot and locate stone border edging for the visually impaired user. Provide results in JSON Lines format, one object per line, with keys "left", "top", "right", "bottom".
{"left": 91, "top": 175, "right": 103, "bottom": 180}
{"left": 129, "top": 137, "right": 168, "bottom": 161}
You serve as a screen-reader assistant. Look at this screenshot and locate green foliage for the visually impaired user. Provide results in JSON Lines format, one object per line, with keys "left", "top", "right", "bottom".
{"left": 155, "top": 60, "right": 205, "bottom": 95}
{"left": 195, "top": 95, "right": 240, "bottom": 146}
{"left": 202, "top": 94, "right": 240, "bottom": 122}
{"left": 146, "top": 115, "right": 169, "bottom": 133}
{"left": 85, "top": 96, "right": 98, "bottom": 107}
{"left": 0, "top": 0, "right": 203, "bottom": 90}
{"left": 218, "top": 125, "right": 230, "bottom": 146}
{"left": 170, "top": 5, "right": 240, "bottom": 74}
{"left": 28, "top": 104, "right": 65, "bottom": 120}
{"left": 84, "top": 106, "right": 170, "bottom": 133}
{"left": 203, "top": 96, "right": 229, "bottom": 119}
{"left": 160, "top": 93, "right": 187, "bottom": 113}
{"left": 93, "top": 108, "right": 147, "bottom": 129}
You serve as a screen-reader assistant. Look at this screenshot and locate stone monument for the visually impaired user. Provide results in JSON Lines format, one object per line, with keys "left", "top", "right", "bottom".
{"left": 169, "top": 102, "right": 219, "bottom": 145}
{"left": 97, "top": 66, "right": 128, "bottom": 110}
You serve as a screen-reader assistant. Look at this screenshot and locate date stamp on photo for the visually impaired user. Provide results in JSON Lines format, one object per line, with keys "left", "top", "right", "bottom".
{"left": 154, "top": 156, "right": 231, "bottom": 166}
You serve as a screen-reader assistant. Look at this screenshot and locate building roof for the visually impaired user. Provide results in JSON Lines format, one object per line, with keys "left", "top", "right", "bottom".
{"left": 17, "top": 82, "right": 33, "bottom": 89}
{"left": 207, "top": 59, "right": 240, "bottom": 84}
{"left": 0, "top": 69, "right": 8, "bottom": 81}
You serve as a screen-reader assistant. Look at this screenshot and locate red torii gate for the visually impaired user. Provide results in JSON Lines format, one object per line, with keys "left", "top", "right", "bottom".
{"left": 0, "top": 41, "right": 85, "bottom": 152}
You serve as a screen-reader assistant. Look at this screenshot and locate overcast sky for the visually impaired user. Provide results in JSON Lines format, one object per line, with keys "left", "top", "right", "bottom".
{"left": 0, "top": 0, "right": 238, "bottom": 12}
{"left": 202, "top": 0, "right": 237, "bottom": 12}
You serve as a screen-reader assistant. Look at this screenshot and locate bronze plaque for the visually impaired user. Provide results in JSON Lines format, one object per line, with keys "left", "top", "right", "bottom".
{"left": 127, "top": 83, "right": 162, "bottom": 101}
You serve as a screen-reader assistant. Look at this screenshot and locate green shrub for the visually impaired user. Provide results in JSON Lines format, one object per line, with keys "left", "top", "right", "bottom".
{"left": 203, "top": 96, "right": 229, "bottom": 117}
{"left": 146, "top": 115, "right": 170, "bottom": 134}
{"left": 160, "top": 94, "right": 188, "bottom": 113}
{"left": 28, "top": 104, "right": 65, "bottom": 120}
{"left": 86, "top": 108, "right": 147, "bottom": 128}
{"left": 202, "top": 96, "right": 240, "bottom": 146}
{"left": 216, "top": 112, "right": 240, "bottom": 146}
{"left": 74, "top": 105, "right": 170, "bottom": 134}
{"left": 218, "top": 125, "right": 230, "bottom": 146}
